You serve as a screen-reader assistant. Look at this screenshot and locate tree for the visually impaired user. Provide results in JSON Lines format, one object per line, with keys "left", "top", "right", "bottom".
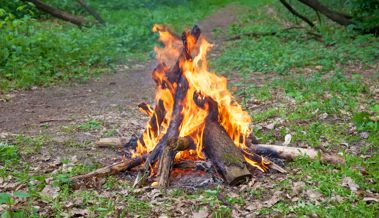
{"left": 280, "top": 0, "right": 379, "bottom": 36}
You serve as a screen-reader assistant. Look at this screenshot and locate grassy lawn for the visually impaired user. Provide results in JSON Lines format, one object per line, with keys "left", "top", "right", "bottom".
{"left": 1, "top": 0, "right": 378, "bottom": 217}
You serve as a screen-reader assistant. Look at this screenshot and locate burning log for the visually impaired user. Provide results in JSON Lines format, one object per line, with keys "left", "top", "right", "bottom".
{"left": 133, "top": 25, "right": 202, "bottom": 187}
{"left": 157, "top": 137, "right": 193, "bottom": 188}
{"left": 136, "top": 99, "right": 166, "bottom": 149}
{"left": 194, "top": 93, "right": 251, "bottom": 185}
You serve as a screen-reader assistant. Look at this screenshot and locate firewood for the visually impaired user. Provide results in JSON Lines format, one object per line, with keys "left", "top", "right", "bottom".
{"left": 203, "top": 121, "right": 252, "bottom": 185}
{"left": 253, "top": 144, "right": 345, "bottom": 165}
{"left": 194, "top": 94, "right": 251, "bottom": 185}
{"left": 70, "top": 154, "right": 147, "bottom": 188}
{"left": 137, "top": 99, "right": 166, "bottom": 148}
{"left": 96, "top": 137, "right": 126, "bottom": 147}
{"left": 138, "top": 25, "right": 202, "bottom": 174}
{"left": 137, "top": 102, "right": 154, "bottom": 117}
{"left": 157, "top": 137, "right": 191, "bottom": 188}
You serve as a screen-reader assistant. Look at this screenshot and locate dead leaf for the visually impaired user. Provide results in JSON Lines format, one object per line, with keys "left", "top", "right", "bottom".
{"left": 330, "top": 194, "right": 344, "bottom": 203}
{"left": 265, "top": 123, "right": 275, "bottom": 130}
{"left": 320, "top": 113, "right": 328, "bottom": 120}
{"left": 192, "top": 207, "right": 208, "bottom": 218}
{"left": 41, "top": 185, "right": 59, "bottom": 199}
{"left": 263, "top": 190, "right": 283, "bottom": 207}
{"left": 342, "top": 177, "right": 359, "bottom": 192}
{"left": 359, "top": 132, "right": 369, "bottom": 139}
{"left": 71, "top": 208, "right": 88, "bottom": 217}
{"left": 305, "top": 189, "right": 323, "bottom": 204}
{"left": 283, "top": 134, "right": 291, "bottom": 146}
{"left": 292, "top": 181, "right": 305, "bottom": 196}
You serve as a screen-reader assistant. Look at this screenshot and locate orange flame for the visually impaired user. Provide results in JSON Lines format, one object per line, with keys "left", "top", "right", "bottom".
{"left": 136, "top": 24, "right": 267, "bottom": 172}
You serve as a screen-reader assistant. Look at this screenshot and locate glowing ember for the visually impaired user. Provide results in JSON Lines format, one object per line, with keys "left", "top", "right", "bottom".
{"left": 135, "top": 24, "right": 267, "bottom": 172}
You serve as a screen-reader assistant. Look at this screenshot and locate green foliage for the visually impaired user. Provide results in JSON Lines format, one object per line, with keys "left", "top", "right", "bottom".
{"left": 0, "top": 0, "right": 37, "bottom": 19}
{"left": 0, "top": 142, "right": 19, "bottom": 164}
{"left": 77, "top": 119, "right": 102, "bottom": 131}
{"left": 353, "top": 112, "right": 379, "bottom": 132}
{"left": 347, "top": 0, "right": 379, "bottom": 31}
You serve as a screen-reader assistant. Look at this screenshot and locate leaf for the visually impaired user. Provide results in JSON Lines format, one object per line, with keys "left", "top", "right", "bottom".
{"left": 342, "top": 177, "right": 359, "bottom": 192}
{"left": 305, "top": 189, "right": 323, "bottom": 204}
{"left": 0, "top": 192, "right": 11, "bottom": 204}
{"left": 192, "top": 207, "right": 208, "bottom": 218}
{"left": 41, "top": 185, "right": 59, "bottom": 199}
{"left": 263, "top": 190, "right": 282, "bottom": 207}
{"left": 14, "top": 191, "right": 30, "bottom": 199}
{"left": 283, "top": 134, "right": 292, "bottom": 146}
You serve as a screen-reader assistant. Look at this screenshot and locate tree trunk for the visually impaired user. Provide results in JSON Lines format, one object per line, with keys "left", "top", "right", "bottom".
{"left": 23, "top": 0, "right": 87, "bottom": 26}
{"left": 298, "top": 0, "right": 353, "bottom": 26}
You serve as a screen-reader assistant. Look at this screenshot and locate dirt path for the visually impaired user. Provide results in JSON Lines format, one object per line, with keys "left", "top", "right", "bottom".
{"left": 0, "top": 63, "right": 154, "bottom": 133}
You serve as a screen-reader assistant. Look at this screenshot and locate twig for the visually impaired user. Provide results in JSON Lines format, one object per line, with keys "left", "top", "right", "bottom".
{"left": 279, "top": 0, "right": 315, "bottom": 28}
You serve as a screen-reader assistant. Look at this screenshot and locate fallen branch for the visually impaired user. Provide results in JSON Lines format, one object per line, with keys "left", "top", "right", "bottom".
{"left": 253, "top": 144, "right": 345, "bottom": 165}
{"left": 96, "top": 137, "right": 127, "bottom": 147}
{"left": 298, "top": 0, "right": 353, "bottom": 26}
{"left": 76, "top": 0, "right": 105, "bottom": 25}
{"left": 23, "top": 0, "right": 87, "bottom": 26}
{"left": 70, "top": 154, "right": 147, "bottom": 188}
{"left": 279, "top": 0, "right": 315, "bottom": 28}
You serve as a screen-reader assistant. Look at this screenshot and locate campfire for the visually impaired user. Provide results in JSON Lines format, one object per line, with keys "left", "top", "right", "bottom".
{"left": 130, "top": 24, "right": 270, "bottom": 187}
{"left": 71, "top": 25, "right": 344, "bottom": 189}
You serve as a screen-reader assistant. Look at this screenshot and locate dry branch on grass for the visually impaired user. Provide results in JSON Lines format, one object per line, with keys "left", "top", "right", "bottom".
{"left": 253, "top": 144, "right": 345, "bottom": 165}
